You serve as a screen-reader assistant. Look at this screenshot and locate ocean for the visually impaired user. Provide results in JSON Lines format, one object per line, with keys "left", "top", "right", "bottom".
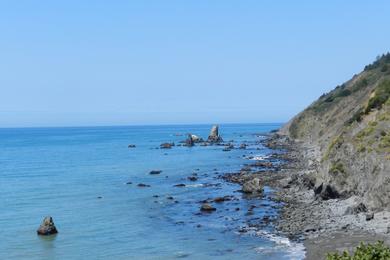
{"left": 0, "top": 124, "right": 304, "bottom": 259}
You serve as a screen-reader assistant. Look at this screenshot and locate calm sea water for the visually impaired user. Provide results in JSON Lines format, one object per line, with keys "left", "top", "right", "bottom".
{"left": 0, "top": 124, "right": 304, "bottom": 259}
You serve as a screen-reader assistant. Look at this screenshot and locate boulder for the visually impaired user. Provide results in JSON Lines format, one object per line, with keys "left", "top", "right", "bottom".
{"left": 207, "top": 125, "right": 223, "bottom": 143}
{"left": 239, "top": 143, "right": 247, "bottom": 149}
{"left": 149, "top": 170, "right": 162, "bottom": 175}
{"left": 37, "top": 216, "right": 58, "bottom": 236}
{"left": 200, "top": 203, "right": 216, "bottom": 212}
{"left": 242, "top": 178, "right": 263, "bottom": 194}
{"left": 314, "top": 183, "right": 339, "bottom": 200}
{"left": 184, "top": 134, "right": 194, "bottom": 147}
{"left": 128, "top": 144, "right": 136, "bottom": 148}
{"left": 190, "top": 134, "right": 203, "bottom": 143}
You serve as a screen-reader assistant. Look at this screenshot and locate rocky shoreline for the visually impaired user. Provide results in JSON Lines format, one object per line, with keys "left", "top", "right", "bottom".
{"left": 224, "top": 133, "right": 390, "bottom": 259}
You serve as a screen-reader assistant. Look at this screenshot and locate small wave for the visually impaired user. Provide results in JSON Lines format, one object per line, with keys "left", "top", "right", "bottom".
{"left": 254, "top": 230, "right": 305, "bottom": 260}
{"left": 249, "top": 155, "right": 270, "bottom": 161}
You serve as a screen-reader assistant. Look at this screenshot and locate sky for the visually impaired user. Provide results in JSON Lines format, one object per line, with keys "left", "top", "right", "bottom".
{"left": 0, "top": 1, "right": 390, "bottom": 127}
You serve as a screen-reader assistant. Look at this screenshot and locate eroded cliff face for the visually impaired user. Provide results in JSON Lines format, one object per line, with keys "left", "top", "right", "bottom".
{"left": 281, "top": 54, "right": 390, "bottom": 210}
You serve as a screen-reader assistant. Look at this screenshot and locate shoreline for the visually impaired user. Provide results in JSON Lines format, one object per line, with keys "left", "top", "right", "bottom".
{"left": 224, "top": 133, "right": 390, "bottom": 259}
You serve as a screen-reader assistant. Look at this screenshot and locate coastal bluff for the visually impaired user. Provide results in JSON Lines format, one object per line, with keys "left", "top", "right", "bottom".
{"left": 280, "top": 53, "right": 390, "bottom": 210}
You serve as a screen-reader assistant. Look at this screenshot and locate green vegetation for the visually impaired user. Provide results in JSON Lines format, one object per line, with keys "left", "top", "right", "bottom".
{"left": 365, "top": 80, "right": 390, "bottom": 114}
{"left": 364, "top": 53, "right": 390, "bottom": 71}
{"left": 326, "top": 241, "right": 390, "bottom": 260}
{"left": 329, "top": 161, "right": 346, "bottom": 176}
{"left": 323, "top": 135, "right": 344, "bottom": 161}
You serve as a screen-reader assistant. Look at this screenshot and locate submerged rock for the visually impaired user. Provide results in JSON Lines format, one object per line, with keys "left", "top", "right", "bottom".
{"left": 128, "top": 144, "right": 136, "bottom": 148}
{"left": 200, "top": 203, "right": 216, "bottom": 212}
{"left": 137, "top": 183, "right": 151, "bottom": 187}
{"left": 207, "top": 125, "right": 223, "bottom": 143}
{"left": 160, "top": 143, "right": 174, "bottom": 149}
{"left": 149, "top": 170, "right": 162, "bottom": 175}
{"left": 37, "top": 216, "right": 58, "bottom": 236}
{"left": 242, "top": 178, "right": 263, "bottom": 194}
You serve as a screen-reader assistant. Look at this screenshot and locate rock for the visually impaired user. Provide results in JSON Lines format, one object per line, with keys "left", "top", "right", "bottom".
{"left": 366, "top": 213, "right": 374, "bottom": 221}
{"left": 187, "top": 176, "right": 198, "bottom": 181}
{"left": 314, "top": 183, "right": 339, "bottom": 200}
{"left": 213, "top": 196, "right": 232, "bottom": 203}
{"left": 207, "top": 125, "right": 223, "bottom": 143}
{"left": 137, "top": 183, "right": 151, "bottom": 187}
{"left": 345, "top": 202, "right": 368, "bottom": 215}
{"left": 160, "top": 143, "right": 174, "bottom": 149}
{"left": 174, "top": 184, "right": 186, "bottom": 187}
{"left": 222, "top": 148, "right": 231, "bottom": 152}
{"left": 126, "top": 181, "right": 132, "bottom": 185}
{"left": 242, "top": 178, "right": 263, "bottom": 194}
{"left": 149, "top": 170, "right": 162, "bottom": 175}
{"left": 200, "top": 203, "right": 216, "bottom": 212}
{"left": 239, "top": 143, "right": 247, "bottom": 149}
{"left": 128, "top": 144, "right": 136, "bottom": 148}
{"left": 184, "top": 134, "right": 194, "bottom": 147}
{"left": 250, "top": 161, "right": 273, "bottom": 168}
{"left": 37, "top": 216, "right": 58, "bottom": 236}
{"left": 190, "top": 134, "right": 203, "bottom": 143}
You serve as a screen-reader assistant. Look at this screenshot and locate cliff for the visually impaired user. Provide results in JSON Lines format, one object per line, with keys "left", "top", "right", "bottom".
{"left": 281, "top": 54, "right": 390, "bottom": 210}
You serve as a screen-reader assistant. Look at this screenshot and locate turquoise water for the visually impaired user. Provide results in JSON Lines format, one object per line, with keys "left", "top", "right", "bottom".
{"left": 0, "top": 124, "right": 304, "bottom": 259}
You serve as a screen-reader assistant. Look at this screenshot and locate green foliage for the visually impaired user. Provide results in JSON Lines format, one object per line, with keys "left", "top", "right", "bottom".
{"left": 346, "top": 107, "right": 364, "bottom": 125}
{"left": 326, "top": 241, "right": 390, "bottom": 260}
{"left": 364, "top": 53, "right": 390, "bottom": 71}
{"left": 329, "top": 161, "right": 346, "bottom": 176}
{"left": 365, "top": 80, "right": 390, "bottom": 114}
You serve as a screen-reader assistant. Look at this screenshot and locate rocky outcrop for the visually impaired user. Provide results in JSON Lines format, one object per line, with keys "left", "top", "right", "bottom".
{"left": 207, "top": 125, "right": 223, "bottom": 143}
{"left": 37, "top": 216, "right": 58, "bottom": 236}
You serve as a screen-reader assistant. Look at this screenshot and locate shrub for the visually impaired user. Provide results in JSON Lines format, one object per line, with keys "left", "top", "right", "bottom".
{"left": 365, "top": 80, "right": 390, "bottom": 114}
{"left": 326, "top": 241, "right": 390, "bottom": 260}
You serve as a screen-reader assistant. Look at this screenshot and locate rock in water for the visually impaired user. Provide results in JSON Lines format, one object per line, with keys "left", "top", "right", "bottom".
{"left": 149, "top": 170, "right": 162, "bottom": 175}
{"left": 184, "top": 134, "right": 194, "bottom": 147}
{"left": 160, "top": 142, "right": 174, "bottom": 149}
{"left": 207, "top": 125, "right": 223, "bottom": 143}
{"left": 200, "top": 203, "right": 216, "bottom": 212}
{"left": 37, "top": 216, "right": 58, "bottom": 236}
{"left": 242, "top": 178, "right": 263, "bottom": 194}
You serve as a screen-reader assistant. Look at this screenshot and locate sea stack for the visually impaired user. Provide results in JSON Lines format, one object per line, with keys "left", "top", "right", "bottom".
{"left": 37, "top": 216, "right": 58, "bottom": 236}
{"left": 207, "top": 125, "right": 223, "bottom": 143}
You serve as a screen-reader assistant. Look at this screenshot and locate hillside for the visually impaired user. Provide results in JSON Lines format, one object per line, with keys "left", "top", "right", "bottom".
{"left": 281, "top": 54, "right": 390, "bottom": 210}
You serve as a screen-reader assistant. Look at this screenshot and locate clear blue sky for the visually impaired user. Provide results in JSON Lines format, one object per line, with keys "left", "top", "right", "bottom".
{"left": 1, "top": 1, "right": 389, "bottom": 127}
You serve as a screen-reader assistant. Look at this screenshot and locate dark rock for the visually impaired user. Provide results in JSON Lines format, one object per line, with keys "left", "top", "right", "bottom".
{"left": 222, "top": 148, "right": 231, "bottom": 152}
{"left": 126, "top": 181, "right": 132, "bottom": 185}
{"left": 137, "top": 183, "right": 151, "bottom": 187}
{"left": 200, "top": 203, "right": 216, "bottom": 212}
{"left": 213, "top": 196, "right": 232, "bottom": 203}
{"left": 128, "top": 144, "right": 136, "bottom": 148}
{"left": 187, "top": 176, "right": 198, "bottom": 181}
{"left": 37, "top": 216, "right": 58, "bottom": 236}
{"left": 314, "top": 183, "right": 339, "bottom": 200}
{"left": 174, "top": 184, "right": 186, "bottom": 187}
{"left": 366, "top": 213, "right": 374, "bottom": 221}
{"left": 160, "top": 142, "right": 174, "bottom": 149}
{"left": 167, "top": 196, "right": 174, "bottom": 200}
{"left": 149, "top": 170, "right": 162, "bottom": 175}
{"left": 249, "top": 161, "right": 273, "bottom": 168}
{"left": 184, "top": 134, "right": 194, "bottom": 147}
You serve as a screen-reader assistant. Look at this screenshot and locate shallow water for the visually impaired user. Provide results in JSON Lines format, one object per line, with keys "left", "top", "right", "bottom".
{"left": 0, "top": 124, "right": 304, "bottom": 259}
